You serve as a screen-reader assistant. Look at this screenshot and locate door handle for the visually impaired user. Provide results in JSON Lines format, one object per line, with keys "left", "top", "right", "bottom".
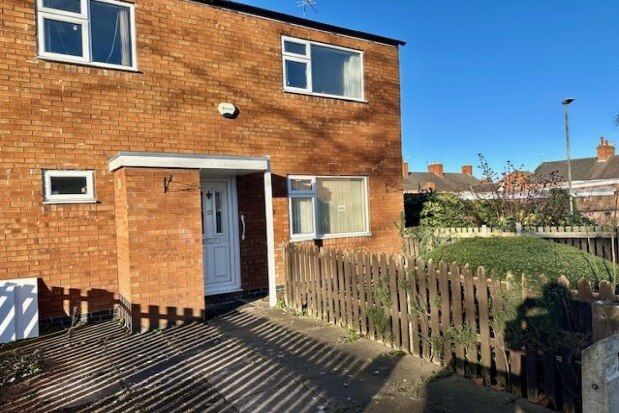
{"left": 240, "top": 214, "right": 246, "bottom": 241}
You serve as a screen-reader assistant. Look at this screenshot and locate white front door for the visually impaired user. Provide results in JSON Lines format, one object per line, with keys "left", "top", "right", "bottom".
{"left": 202, "top": 179, "right": 240, "bottom": 295}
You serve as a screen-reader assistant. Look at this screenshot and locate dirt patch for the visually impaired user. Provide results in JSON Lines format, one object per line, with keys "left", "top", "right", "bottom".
{"left": 0, "top": 349, "right": 45, "bottom": 397}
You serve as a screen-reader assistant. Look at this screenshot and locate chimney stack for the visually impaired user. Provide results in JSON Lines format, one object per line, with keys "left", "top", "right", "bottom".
{"left": 597, "top": 137, "right": 615, "bottom": 162}
{"left": 461, "top": 164, "right": 473, "bottom": 175}
{"left": 428, "top": 162, "right": 444, "bottom": 177}
{"left": 402, "top": 162, "right": 409, "bottom": 177}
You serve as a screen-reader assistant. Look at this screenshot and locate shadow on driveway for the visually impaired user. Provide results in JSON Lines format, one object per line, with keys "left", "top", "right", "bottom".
{"left": 0, "top": 299, "right": 553, "bottom": 413}
{"left": 0, "top": 300, "right": 405, "bottom": 412}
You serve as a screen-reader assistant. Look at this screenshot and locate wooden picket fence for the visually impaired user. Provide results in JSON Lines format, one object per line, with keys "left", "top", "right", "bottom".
{"left": 404, "top": 225, "right": 619, "bottom": 262}
{"left": 283, "top": 243, "right": 619, "bottom": 412}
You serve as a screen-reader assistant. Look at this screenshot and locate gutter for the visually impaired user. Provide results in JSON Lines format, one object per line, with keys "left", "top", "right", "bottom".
{"left": 192, "top": 0, "right": 406, "bottom": 47}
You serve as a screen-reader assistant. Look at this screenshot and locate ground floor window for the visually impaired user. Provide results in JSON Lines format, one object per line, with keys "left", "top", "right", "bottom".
{"left": 288, "top": 176, "right": 370, "bottom": 240}
{"left": 43, "top": 170, "right": 95, "bottom": 203}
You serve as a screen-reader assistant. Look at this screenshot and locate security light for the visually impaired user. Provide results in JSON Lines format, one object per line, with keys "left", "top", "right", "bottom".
{"left": 218, "top": 102, "right": 238, "bottom": 119}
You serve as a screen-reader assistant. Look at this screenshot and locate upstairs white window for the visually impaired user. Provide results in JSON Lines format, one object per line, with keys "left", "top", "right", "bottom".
{"left": 37, "top": 0, "right": 137, "bottom": 70}
{"left": 288, "top": 176, "right": 370, "bottom": 240}
{"left": 43, "top": 170, "right": 95, "bottom": 204}
{"left": 282, "top": 37, "right": 364, "bottom": 101}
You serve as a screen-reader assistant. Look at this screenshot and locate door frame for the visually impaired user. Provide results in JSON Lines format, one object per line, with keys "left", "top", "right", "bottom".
{"left": 201, "top": 176, "right": 242, "bottom": 296}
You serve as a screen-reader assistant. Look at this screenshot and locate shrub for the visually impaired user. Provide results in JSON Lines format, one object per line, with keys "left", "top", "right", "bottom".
{"left": 419, "top": 193, "right": 475, "bottom": 228}
{"left": 423, "top": 236, "right": 617, "bottom": 285}
{"left": 409, "top": 188, "right": 594, "bottom": 231}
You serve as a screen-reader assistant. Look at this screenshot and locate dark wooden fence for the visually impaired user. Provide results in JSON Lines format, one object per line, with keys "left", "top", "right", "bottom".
{"left": 284, "top": 244, "right": 618, "bottom": 413}
{"left": 404, "top": 225, "right": 619, "bottom": 262}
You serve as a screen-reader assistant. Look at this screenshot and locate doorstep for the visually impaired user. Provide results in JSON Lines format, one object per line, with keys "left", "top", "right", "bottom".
{"left": 205, "top": 288, "right": 268, "bottom": 319}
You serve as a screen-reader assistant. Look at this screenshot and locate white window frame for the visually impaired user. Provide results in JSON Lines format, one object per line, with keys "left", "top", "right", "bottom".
{"left": 288, "top": 175, "right": 371, "bottom": 242}
{"left": 281, "top": 36, "right": 366, "bottom": 102}
{"left": 282, "top": 38, "right": 312, "bottom": 94}
{"left": 38, "top": 0, "right": 89, "bottom": 19}
{"left": 36, "top": 0, "right": 138, "bottom": 71}
{"left": 43, "top": 170, "right": 96, "bottom": 204}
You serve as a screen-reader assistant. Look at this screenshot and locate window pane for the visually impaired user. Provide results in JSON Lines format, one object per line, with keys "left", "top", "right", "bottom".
{"left": 50, "top": 176, "right": 88, "bottom": 195}
{"left": 43, "top": 18, "right": 83, "bottom": 57}
{"left": 285, "top": 60, "right": 308, "bottom": 89}
{"left": 311, "top": 45, "right": 362, "bottom": 98}
{"left": 215, "top": 191, "right": 224, "bottom": 234}
{"left": 91, "top": 0, "right": 133, "bottom": 66}
{"left": 317, "top": 178, "right": 366, "bottom": 235}
{"left": 43, "top": 0, "right": 81, "bottom": 13}
{"left": 290, "top": 179, "right": 313, "bottom": 192}
{"left": 284, "top": 41, "right": 306, "bottom": 55}
{"left": 291, "top": 198, "right": 314, "bottom": 235}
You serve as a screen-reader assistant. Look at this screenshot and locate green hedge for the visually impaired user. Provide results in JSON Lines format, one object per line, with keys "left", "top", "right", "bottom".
{"left": 423, "top": 236, "right": 617, "bottom": 285}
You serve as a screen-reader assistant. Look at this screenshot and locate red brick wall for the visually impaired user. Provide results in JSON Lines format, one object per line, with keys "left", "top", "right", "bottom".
{"left": 114, "top": 168, "right": 204, "bottom": 331}
{"left": 0, "top": 0, "right": 404, "bottom": 319}
{"left": 576, "top": 190, "right": 619, "bottom": 225}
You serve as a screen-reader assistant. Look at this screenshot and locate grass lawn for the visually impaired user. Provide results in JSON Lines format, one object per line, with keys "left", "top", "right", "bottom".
{"left": 423, "top": 236, "right": 617, "bottom": 285}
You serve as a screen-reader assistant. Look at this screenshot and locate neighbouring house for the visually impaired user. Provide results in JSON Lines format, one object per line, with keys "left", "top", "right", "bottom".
{"left": 461, "top": 169, "right": 534, "bottom": 200}
{"left": 1, "top": 0, "right": 405, "bottom": 332}
{"left": 498, "top": 170, "right": 533, "bottom": 192}
{"left": 402, "top": 162, "right": 479, "bottom": 226}
{"left": 403, "top": 162, "right": 480, "bottom": 194}
{"left": 533, "top": 138, "right": 619, "bottom": 223}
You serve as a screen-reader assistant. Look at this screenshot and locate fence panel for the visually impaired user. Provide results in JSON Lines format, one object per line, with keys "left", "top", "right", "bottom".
{"left": 408, "top": 259, "right": 421, "bottom": 357}
{"left": 398, "top": 258, "right": 410, "bottom": 353}
{"left": 438, "top": 262, "right": 452, "bottom": 365}
{"left": 462, "top": 265, "right": 478, "bottom": 377}
{"left": 404, "top": 225, "right": 619, "bottom": 263}
{"left": 283, "top": 244, "right": 619, "bottom": 413}
{"left": 476, "top": 268, "right": 492, "bottom": 385}
{"left": 417, "top": 259, "right": 430, "bottom": 358}
{"left": 449, "top": 263, "right": 465, "bottom": 375}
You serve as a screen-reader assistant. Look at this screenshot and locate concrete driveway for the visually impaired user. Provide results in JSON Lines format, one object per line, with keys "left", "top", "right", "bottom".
{"left": 0, "top": 299, "right": 552, "bottom": 412}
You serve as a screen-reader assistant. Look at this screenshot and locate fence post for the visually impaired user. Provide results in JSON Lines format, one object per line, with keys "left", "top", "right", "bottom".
{"left": 481, "top": 224, "right": 489, "bottom": 237}
{"left": 515, "top": 222, "right": 523, "bottom": 236}
{"left": 284, "top": 244, "right": 290, "bottom": 307}
{"left": 592, "top": 300, "right": 619, "bottom": 342}
{"left": 581, "top": 332, "right": 619, "bottom": 413}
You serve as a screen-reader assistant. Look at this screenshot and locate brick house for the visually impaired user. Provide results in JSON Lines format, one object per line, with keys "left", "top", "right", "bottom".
{"left": 1, "top": 0, "right": 405, "bottom": 331}
{"left": 534, "top": 138, "right": 619, "bottom": 223}
{"left": 403, "top": 162, "right": 480, "bottom": 194}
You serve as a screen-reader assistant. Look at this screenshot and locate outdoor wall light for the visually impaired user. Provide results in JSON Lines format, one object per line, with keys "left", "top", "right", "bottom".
{"left": 218, "top": 102, "right": 239, "bottom": 119}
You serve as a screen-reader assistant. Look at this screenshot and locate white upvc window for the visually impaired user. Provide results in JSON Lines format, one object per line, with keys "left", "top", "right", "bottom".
{"left": 36, "top": 0, "right": 137, "bottom": 71}
{"left": 43, "top": 170, "right": 96, "bottom": 204}
{"left": 281, "top": 36, "right": 365, "bottom": 101}
{"left": 288, "top": 176, "right": 371, "bottom": 241}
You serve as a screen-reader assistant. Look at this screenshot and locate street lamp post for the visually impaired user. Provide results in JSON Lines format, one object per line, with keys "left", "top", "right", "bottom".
{"left": 562, "top": 98, "right": 575, "bottom": 214}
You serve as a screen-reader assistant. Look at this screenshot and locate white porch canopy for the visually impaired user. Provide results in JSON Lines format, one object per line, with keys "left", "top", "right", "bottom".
{"left": 108, "top": 151, "right": 277, "bottom": 307}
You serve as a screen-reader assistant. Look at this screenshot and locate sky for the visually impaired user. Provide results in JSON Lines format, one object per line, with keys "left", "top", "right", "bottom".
{"left": 238, "top": 0, "right": 619, "bottom": 175}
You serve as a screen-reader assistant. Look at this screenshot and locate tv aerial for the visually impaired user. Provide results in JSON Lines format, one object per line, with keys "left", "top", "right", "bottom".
{"left": 297, "top": 0, "right": 318, "bottom": 18}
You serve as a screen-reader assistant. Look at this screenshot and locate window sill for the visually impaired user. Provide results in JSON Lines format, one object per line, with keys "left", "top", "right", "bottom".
{"left": 37, "top": 56, "right": 140, "bottom": 73}
{"left": 43, "top": 199, "right": 98, "bottom": 205}
{"left": 284, "top": 88, "right": 368, "bottom": 104}
{"left": 290, "top": 232, "right": 373, "bottom": 243}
